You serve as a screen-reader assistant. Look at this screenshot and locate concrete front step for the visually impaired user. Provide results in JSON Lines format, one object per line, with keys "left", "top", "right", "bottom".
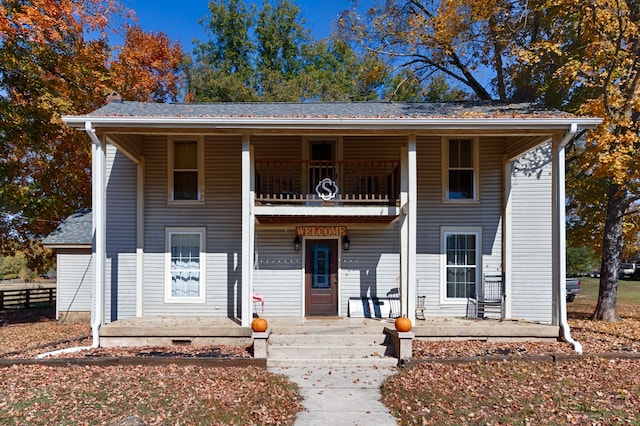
{"left": 266, "top": 332, "right": 394, "bottom": 361}
{"left": 268, "top": 344, "right": 391, "bottom": 360}
{"left": 268, "top": 357, "right": 399, "bottom": 368}
{"left": 268, "top": 334, "right": 388, "bottom": 346}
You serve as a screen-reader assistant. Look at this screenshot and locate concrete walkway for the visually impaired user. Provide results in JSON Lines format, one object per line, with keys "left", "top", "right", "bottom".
{"left": 269, "top": 361, "right": 399, "bottom": 426}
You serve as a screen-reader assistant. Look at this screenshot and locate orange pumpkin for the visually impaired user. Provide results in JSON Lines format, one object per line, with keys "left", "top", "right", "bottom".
{"left": 251, "top": 317, "right": 268, "bottom": 332}
{"left": 394, "top": 316, "right": 412, "bottom": 332}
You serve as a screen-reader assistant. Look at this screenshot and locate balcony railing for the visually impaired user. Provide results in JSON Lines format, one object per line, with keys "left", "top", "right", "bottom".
{"left": 255, "top": 160, "right": 400, "bottom": 205}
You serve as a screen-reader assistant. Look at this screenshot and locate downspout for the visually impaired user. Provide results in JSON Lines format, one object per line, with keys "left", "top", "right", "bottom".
{"left": 556, "top": 123, "right": 582, "bottom": 353}
{"left": 39, "top": 122, "right": 104, "bottom": 358}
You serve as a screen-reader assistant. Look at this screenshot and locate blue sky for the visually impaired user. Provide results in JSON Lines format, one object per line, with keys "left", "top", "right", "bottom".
{"left": 122, "top": 0, "right": 362, "bottom": 52}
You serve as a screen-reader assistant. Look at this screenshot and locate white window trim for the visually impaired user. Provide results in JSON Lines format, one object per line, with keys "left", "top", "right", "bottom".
{"left": 441, "top": 136, "right": 480, "bottom": 202}
{"left": 165, "top": 227, "right": 206, "bottom": 304}
{"left": 168, "top": 136, "right": 205, "bottom": 204}
{"left": 440, "top": 226, "right": 482, "bottom": 304}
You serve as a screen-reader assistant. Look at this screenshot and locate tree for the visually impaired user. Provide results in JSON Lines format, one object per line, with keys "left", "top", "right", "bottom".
{"left": 1, "top": 0, "right": 112, "bottom": 266}
{"left": 255, "top": 0, "right": 308, "bottom": 100}
{"left": 566, "top": 246, "right": 597, "bottom": 277}
{"left": 188, "top": 0, "right": 388, "bottom": 102}
{"left": 338, "top": 0, "right": 529, "bottom": 101}
{"left": 343, "top": 0, "right": 640, "bottom": 321}
{"left": 298, "top": 39, "right": 388, "bottom": 101}
{"left": 189, "top": 0, "right": 256, "bottom": 101}
{"left": 109, "top": 24, "right": 184, "bottom": 103}
{"left": 519, "top": 0, "right": 640, "bottom": 321}
{"left": 0, "top": 1, "right": 184, "bottom": 268}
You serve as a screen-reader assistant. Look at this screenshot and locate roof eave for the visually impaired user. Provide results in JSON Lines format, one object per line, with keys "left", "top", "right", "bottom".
{"left": 42, "top": 243, "right": 92, "bottom": 249}
{"left": 62, "top": 116, "right": 603, "bottom": 131}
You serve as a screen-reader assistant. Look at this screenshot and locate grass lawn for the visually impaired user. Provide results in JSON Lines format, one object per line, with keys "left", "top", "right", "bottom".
{"left": 2, "top": 281, "right": 639, "bottom": 425}
{"left": 384, "top": 277, "right": 640, "bottom": 425}
{"left": 0, "top": 308, "right": 302, "bottom": 425}
{"left": 578, "top": 276, "right": 640, "bottom": 304}
{"left": 0, "top": 364, "right": 301, "bottom": 425}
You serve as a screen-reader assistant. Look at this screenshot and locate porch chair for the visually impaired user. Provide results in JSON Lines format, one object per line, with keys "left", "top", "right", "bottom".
{"left": 386, "top": 288, "right": 401, "bottom": 319}
{"left": 467, "top": 273, "right": 505, "bottom": 320}
{"left": 415, "top": 295, "right": 426, "bottom": 320}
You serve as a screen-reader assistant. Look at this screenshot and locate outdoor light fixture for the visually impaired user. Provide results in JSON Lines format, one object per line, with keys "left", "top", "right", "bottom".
{"left": 294, "top": 235, "right": 301, "bottom": 251}
{"left": 342, "top": 235, "right": 351, "bottom": 251}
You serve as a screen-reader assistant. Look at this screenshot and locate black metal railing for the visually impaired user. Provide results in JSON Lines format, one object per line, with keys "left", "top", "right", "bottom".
{"left": 255, "top": 160, "right": 400, "bottom": 205}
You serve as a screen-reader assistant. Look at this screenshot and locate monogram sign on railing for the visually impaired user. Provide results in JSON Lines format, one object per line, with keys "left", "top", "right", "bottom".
{"left": 315, "top": 177, "right": 338, "bottom": 201}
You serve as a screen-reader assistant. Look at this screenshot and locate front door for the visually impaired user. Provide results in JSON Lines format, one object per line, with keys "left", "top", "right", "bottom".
{"left": 305, "top": 239, "right": 338, "bottom": 316}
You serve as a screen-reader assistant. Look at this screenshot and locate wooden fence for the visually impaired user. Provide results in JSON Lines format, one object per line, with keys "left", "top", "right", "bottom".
{"left": 0, "top": 287, "right": 56, "bottom": 310}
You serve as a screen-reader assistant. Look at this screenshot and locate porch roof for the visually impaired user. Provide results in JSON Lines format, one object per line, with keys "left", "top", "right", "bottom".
{"left": 42, "top": 208, "right": 92, "bottom": 248}
{"left": 63, "top": 101, "right": 602, "bottom": 132}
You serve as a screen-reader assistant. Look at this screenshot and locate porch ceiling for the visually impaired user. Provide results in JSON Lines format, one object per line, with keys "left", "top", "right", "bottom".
{"left": 255, "top": 214, "right": 398, "bottom": 224}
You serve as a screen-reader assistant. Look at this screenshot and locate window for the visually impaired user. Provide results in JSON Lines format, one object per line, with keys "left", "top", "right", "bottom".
{"left": 165, "top": 228, "right": 206, "bottom": 303}
{"left": 442, "top": 228, "right": 481, "bottom": 300}
{"left": 169, "top": 137, "right": 204, "bottom": 203}
{"left": 444, "top": 137, "right": 478, "bottom": 201}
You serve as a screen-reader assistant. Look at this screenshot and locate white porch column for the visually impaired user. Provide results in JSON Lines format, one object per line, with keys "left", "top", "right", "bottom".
{"left": 88, "top": 123, "right": 106, "bottom": 345}
{"left": 399, "top": 136, "right": 417, "bottom": 321}
{"left": 503, "top": 157, "right": 513, "bottom": 319}
{"left": 551, "top": 133, "right": 568, "bottom": 327}
{"left": 136, "top": 157, "right": 145, "bottom": 317}
{"left": 241, "top": 135, "right": 255, "bottom": 327}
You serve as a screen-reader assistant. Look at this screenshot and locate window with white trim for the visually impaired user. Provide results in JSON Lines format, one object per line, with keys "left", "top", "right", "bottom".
{"left": 165, "top": 228, "right": 206, "bottom": 303}
{"left": 444, "top": 137, "right": 478, "bottom": 201}
{"left": 442, "top": 228, "right": 481, "bottom": 300}
{"left": 168, "top": 137, "right": 204, "bottom": 202}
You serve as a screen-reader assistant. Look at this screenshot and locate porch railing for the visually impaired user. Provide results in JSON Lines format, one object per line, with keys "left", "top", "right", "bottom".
{"left": 255, "top": 160, "right": 400, "bottom": 205}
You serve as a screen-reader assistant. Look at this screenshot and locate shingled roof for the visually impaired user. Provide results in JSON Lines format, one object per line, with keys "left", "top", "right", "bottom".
{"left": 42, "top": 209, "right": 92, "bottom": 248}
{"left": 86, "top": 101, "right": 574, "bottom": 119}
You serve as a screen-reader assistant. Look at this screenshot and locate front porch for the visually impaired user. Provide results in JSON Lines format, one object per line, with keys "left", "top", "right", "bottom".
{"left": 99, "top": 316, "right": 560, "bottom": 351}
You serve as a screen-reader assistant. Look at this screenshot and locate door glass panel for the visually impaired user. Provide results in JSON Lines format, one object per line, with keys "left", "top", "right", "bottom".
{"left": 312, "top": 244, "right": 331, "bottom": 289}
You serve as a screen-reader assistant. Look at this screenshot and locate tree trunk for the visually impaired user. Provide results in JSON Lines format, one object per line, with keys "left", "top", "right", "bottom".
{"left": 592, "top": 182, "right": 627, "bottom": 321}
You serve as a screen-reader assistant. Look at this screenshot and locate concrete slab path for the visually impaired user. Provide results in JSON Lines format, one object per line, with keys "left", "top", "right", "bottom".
{"left": 269, "top": 362, "right": 399, "bottom": 426}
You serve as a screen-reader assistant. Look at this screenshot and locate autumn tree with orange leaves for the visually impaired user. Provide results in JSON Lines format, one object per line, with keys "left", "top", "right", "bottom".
{"left": 342, "top": 0, "right": 640, "bottom": 321}
{"left": 544, "top": 0, "right": 640, "bottom": 321}
{"left": 0, "top": 0, "right": 183, "bottom": 269}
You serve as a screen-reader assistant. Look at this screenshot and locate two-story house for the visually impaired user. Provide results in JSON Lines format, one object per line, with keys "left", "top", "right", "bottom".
{"left": 57, "top": 101, "right": 600, "bottom": 349}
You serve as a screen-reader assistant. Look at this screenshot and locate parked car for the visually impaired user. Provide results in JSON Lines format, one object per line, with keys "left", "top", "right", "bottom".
{"left": 566, "top": 278, "right": 581, "bottom": 302}
{"left": 619, "top": 263, "right": 636, "bottom": 279}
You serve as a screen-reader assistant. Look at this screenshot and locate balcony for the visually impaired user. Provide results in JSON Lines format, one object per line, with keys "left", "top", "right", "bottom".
{"left": 255, "top": 160, "right": 400, "bottom": 206}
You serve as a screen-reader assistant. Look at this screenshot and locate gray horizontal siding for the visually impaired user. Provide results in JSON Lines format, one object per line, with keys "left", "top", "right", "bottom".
{"left": 509, "top": 143, "right": 553, "bottom": 322}
{"left": 56, "top": 250, "right": 93, "bottom": 315}
{"left": 142, "top": 135, "right": 243, "bottom": 317}
{"left": 343, "top": 136, "right": 403, "bottom": 159}
{"left": 415, "top": 136, "right": 504, "bottom": 317}
{"left": 253, "top": 136, "right": 301, "bottom": 159}
{"left": 105, "top": 145, "right": 138, "bottom": 322}
{"left": 253, "top": 230, "right": 303, "bottom": 317}
{"left": 254, "top": 226, "right": 400, "bottom": 317}
{"left": 340, "top": 227, "right": 400, "bottom": 317}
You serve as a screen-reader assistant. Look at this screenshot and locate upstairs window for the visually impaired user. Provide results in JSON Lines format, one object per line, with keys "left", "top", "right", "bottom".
{"left": 444, "top": 137, "right": 478, "bottom": 201}
{"left": 169, "top": 137, "right": 204, "bottom": 203}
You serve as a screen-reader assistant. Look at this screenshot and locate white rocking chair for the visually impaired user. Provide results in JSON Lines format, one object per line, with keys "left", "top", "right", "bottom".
{"left": 467, "top": 274, "right": 505, "bottom": 320}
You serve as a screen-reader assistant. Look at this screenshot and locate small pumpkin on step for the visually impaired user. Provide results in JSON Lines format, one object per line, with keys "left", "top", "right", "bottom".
{"left": 394, "top": 316, "right": 412, "bottom": 332}
{"left": 251, "top": 317, "right": 268, "bottom": 332}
